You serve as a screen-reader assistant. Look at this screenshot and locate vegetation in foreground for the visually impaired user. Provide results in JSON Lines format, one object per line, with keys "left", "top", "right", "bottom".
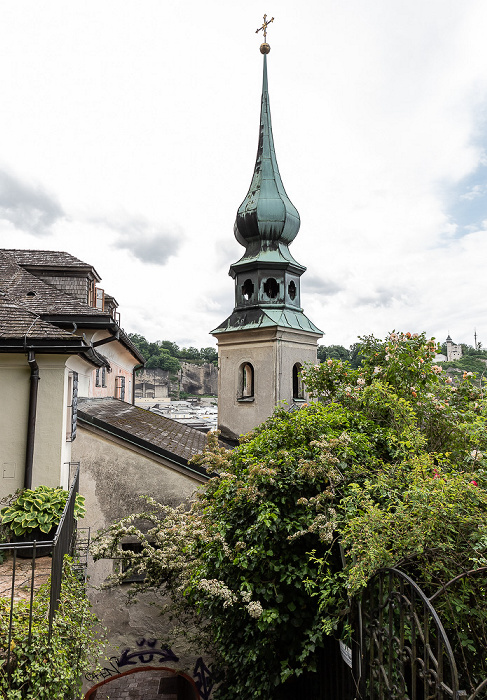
{"left": 0, "top": 557, "right": 105, "bottom": 699}
{"left": 93, "top": 332, "right": 487, "bottom": 699}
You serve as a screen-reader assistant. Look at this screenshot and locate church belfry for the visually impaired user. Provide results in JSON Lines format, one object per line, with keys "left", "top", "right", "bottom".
{"left": 212, "top": 20, "right": 322, "bottom": 440}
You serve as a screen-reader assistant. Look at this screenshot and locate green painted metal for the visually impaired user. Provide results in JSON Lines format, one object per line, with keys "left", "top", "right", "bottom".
{"left": 212, "top": 306, "right": 322, "bottom": 335}
{"left": 233, "top": 54, "right": 301, "bottom": 259}
{"left": 213, "top": 55, "right": 322, "bottom": 337}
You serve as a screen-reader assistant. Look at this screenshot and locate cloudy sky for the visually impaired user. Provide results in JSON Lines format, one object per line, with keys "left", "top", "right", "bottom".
{"left": 1, "top": 1, "right": 487, "bottom": 350}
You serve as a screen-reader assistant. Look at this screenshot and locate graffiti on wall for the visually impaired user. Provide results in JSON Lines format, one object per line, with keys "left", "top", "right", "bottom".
{"left": 85, "top": 636, "right": 219, "bottom": 698}
{"left": 193, "top": 656, "right": 221, "bottom": 700}
{"left": 118, "top": 636, "right": 179, "bottom": 667}
{"left": 85, "top": 638, "right": 179, "bottom": 683}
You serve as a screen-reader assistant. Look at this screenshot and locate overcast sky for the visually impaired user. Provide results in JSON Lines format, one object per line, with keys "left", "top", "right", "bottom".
{"left": 1, "top": 1, "right": 487, "bottom": 350}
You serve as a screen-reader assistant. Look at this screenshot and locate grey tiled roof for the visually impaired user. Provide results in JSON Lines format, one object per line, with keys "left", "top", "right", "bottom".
{"left": 0, "top": 296, "right": 77, "bottom": 340}
{"left": 6, "top": 249, "right": 98, "bottom": 273}
{"left": 78, "top": 398, "right": 210, "bottom": 468}
{"left": 0, "top": 250, "right": 107, "bottom": 317}
{"left": 0, "top": 249, "right": 144, "bottom": 363}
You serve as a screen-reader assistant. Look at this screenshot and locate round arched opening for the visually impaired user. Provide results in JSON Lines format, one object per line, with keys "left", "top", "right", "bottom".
{"left": 239, "top": 362, "right": 254, "bottom": 398}
{"left": 242, "top": 278, "right": 254, "bottom": 301}
{"left": 263, "top": 278, "right": 279, "bottom": 299}
{"left": 84, "top": 666, "right": 200, "bottom": 699}
{"left": 293, "top": 363, "right": 304, "bottom": 400}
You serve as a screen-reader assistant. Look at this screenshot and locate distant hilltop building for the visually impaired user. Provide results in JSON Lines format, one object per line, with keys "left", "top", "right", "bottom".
{"left": 211, "top": 45, "right": 322, "bottom": 440}
{"left": 446, "top": 335, "right": 463, "bottom": 361}
{"left": 434, "top": 335, "right": 463, "bottom": 363}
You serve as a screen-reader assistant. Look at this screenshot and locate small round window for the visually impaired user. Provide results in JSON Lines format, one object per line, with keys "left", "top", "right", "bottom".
{"left": 288, "top": 281, "right": 296, "bottom": 300}
{"left": 242, "top": 279, "right": 254, "bottom": 301}
{"left": 263, "top": 278, "right": 279, "bottom": 299}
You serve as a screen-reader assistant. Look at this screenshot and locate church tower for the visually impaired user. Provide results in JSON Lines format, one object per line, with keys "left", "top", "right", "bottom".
{"left": 212, "top": 26, "right": 322, "bottom": 440}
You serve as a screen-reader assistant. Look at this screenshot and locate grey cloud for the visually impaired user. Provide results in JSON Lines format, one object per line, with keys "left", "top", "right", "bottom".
{"left": 110, "top": 216, "right": 183, "bottom": 265}
{"left": 0, "top": 170, "right": 64, "bottom": 235}
{"left": 304, "top": 275, "right": 343, "bottom": 295}
{"left": 356, "top": 286, "right": 410, "bottom": 308}
{"left": 214, "top": 237, "right": 240, "bottom": 270}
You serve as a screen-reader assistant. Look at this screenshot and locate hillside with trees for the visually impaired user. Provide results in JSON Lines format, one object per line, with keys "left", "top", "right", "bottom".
{"left": 439, "top": 342, "right": 487, "bottom": 378}
{"left": 128, "top": 333, "right": 218, "bottom": 373}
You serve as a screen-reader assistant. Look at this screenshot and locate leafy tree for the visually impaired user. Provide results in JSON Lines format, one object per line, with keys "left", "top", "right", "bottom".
{"left": 158, "top": 340, "right": 181, "bottom": 356}
{"left": 93, "top": 332, "right": 487, "bottom": 699}
{"left": 200, "top": 346, "right": 218, "bottom": 364}
{"left": 145, "top": 349, "right": 181, "bottom": 373}
{"left": 179, "top": 346, "right": 201, "bottom": 361}
{"left": 128, "top": 333, "right": 217, "bottom": 367}
{"left": 317, "top": 344, "right": 350, "bottom": 363}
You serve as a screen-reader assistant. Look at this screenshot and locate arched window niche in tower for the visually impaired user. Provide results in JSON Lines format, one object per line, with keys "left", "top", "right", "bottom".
{"left": 263, "top": 277, "right": 279, "bottom": 299}
{"left": 293, "top": 363, "right": 305, "bottom": 401}
{"left": 288, "top": 280, "right": 297, "bottom": 301}
{"left": 242, "top": 278, "right": 254, "bottom": 301}
{"left": 237, "top": 362, "right": 255, "bottom": 402}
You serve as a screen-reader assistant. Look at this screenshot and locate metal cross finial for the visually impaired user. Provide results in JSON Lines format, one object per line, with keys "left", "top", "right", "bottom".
{"left": 256, "top": 13, "right": 274, "bottom": 42}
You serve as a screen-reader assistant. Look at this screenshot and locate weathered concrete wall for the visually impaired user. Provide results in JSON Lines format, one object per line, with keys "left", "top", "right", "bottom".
{"left": 216, "top": 327, "right": 319, "bottom": 439}
{"left": 73, "top": 426, "right": 214, "bottom": 698}
{"left": 135, "top": 363, "right": 218, "bottom": 398}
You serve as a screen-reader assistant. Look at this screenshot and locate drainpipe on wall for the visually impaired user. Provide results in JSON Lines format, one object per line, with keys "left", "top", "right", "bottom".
{"left": 24, "top": 350, "right": 40, "bottom": 489}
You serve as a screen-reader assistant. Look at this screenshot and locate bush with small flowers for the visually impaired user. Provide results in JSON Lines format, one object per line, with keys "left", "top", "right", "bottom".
{"left": 92, "top": 332, "right": 487, "bottom": 698}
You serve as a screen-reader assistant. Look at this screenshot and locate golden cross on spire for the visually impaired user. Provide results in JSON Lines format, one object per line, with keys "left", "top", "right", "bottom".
{"left": 255, "top": 13, "right": 274, "bottom": 42}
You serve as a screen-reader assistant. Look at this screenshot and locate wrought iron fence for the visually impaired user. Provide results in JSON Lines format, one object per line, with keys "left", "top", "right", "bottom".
{"left": 355, "top": 567, "right": 487, "bottom": 700}
{"left": 0, "top": 464, "right": 84, "bottom": 688}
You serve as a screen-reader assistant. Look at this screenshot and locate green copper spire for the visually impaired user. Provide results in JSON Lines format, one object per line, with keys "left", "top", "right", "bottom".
{"left": 234, "top": 55, "right": 300, "bottom": 251}
{"left": 212, "top": 41, "right": 322, "bottom": 337}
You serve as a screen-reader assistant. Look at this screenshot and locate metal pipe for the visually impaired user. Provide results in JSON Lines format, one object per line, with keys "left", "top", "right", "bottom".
{"left": 24, "top": 350, "right": 39, "bottom": 489}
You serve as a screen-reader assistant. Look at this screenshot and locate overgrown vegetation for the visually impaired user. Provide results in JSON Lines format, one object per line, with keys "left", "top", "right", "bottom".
{"left": 93, "top": 332, "right": 487, "bottom": 699}
{"left": 0, "top": 557, "right": 105, "bottom": 699}
{"left": 128, "top": 333, "right": 218, "bottom": 372}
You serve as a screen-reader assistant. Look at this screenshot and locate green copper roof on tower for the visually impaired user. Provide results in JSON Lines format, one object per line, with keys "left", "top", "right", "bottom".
{"left": 234, "top": 55, "right": 301, "bottom": 251}
{"left": 212, "top": 38, "right": 322, "bottom": 337}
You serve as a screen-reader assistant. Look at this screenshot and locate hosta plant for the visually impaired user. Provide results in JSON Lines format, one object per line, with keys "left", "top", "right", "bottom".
{"left": 0, "top": 485, "right": 85, "bottom": 536}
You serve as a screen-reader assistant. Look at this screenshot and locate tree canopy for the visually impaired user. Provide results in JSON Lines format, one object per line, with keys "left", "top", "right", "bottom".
{"left": 93, "top": 332, "right": 487, "bottom": 699}
{"left": 128, "top": 333, "right": 218, "bottom": 372}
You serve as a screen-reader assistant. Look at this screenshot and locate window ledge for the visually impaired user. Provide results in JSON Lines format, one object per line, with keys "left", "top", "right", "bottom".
{"left": 293, "top": 398, "right": 307, "bottom": 403}
{"left": 237, "top": 396, "right": 255, "bottom": 403}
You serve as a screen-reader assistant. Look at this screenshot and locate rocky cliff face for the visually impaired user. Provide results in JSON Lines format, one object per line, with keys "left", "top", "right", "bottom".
{"left": 135, "top": 362, "right": 218, "bottom": 398}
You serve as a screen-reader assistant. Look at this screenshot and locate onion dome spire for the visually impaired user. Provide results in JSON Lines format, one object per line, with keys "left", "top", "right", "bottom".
{"left": 234, "top": 54, "right": 301, "bottom": 251}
